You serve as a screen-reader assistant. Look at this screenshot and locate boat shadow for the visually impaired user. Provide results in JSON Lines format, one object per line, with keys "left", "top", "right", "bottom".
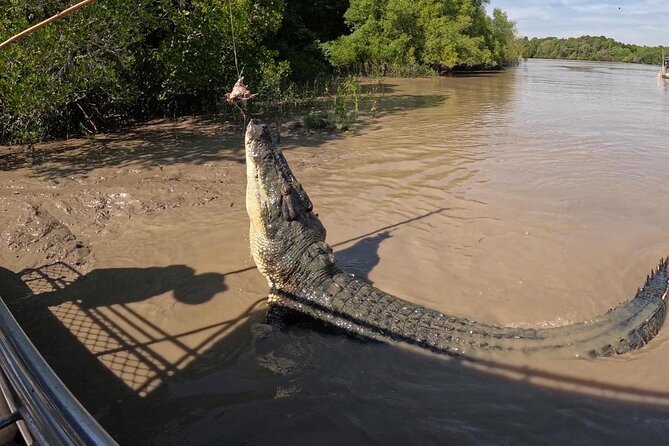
{"left": 2, "top": 257, "right": 669, "bottom": 444}
{"left": 1, "top": 202, "right": 669, "bottom": 443}
{"left": 0, "top": 262, "right": 261, "bottom": 444}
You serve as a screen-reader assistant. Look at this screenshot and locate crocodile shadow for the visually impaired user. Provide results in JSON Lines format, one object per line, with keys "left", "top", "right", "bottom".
{"left": 336, "top": 230, "right": 392, "bottom": 282}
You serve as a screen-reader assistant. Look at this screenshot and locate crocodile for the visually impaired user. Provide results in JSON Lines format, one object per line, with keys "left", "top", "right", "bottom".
{"left": 244, "top": 119, "right": 668, "bottom": 358}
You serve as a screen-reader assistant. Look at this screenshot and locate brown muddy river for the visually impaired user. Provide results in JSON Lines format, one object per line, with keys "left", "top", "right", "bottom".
{"left": 1, "top": 59, "right": 669, "bottom": 445}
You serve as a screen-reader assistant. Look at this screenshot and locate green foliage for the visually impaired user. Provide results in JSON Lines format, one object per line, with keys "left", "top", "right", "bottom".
{"left": 325, "top": 0, "right": 519, "bottom": 74}
{"left": 0, "top": 0, "right": 286, "bottom": 142}
{"left": 0, "top": 0, "right": 145, "bottom": 141}
{"left": 522, "top": 36, "right": 665, "bottom": 65}
{"left": 270, "top": 0, "right": 349, "bottom": 82}
{"left": 0, "top": 0, "right": 521, "bottom": 143}
{"left": 331, "top": 75, "right": 360, "bottom": 130}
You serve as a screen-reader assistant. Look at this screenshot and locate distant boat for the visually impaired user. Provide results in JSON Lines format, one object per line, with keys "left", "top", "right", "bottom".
{"left": 660, "top": 56, "right": 669, "bottom": 78}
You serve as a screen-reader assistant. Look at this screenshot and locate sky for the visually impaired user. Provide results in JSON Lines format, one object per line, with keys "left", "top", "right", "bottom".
{"left": 488, "top": 0, "right": 669, "bottom": 46}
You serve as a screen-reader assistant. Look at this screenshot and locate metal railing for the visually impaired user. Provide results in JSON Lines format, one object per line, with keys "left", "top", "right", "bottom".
{"left": 0, "top": 295, "right": 118, "bottom": 445}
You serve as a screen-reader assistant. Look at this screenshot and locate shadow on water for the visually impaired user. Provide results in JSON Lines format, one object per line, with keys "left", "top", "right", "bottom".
{"left": 155, "top": 326, "right": 669, "bottom": 446}
{"left": 336, "top": 231, "right": 392, "bottom": 282}
{"left": 220, "top": 207, "right": 453, "bottom": 279}
{"left": 2, "top": 262, "right": 669, "bottom": 444}
{"left": 359, "top": 82, "right": 398, "bottom": 95}
{"left": 17, "top": 263, "right": 226, "bottom": 307}
{"left": 1, "top": 206, "right": 668, "bottom": 443}
{"left": 371, "top": 94, "right": 447, "bottom": 119}
{"left": 449, "top": 70, "right": 506, "bottom": 78}
{"left": 0, "top": 262, "right": 263, "bottom": 445}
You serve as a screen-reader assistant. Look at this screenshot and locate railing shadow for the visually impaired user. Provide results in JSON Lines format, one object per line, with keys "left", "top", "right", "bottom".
{"left": 150, "top": 322, "right": 669, "bottom": 445}
{"left": 0, "top": 262, "right": 265, "bottom": 444}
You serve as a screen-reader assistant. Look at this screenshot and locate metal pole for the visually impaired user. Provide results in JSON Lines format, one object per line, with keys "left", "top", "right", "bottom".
{"left": 0, "top": 296, "right": 118, "bottom": 445}
{"left": 0, "top": 0, "right": 97, "bottom": 51}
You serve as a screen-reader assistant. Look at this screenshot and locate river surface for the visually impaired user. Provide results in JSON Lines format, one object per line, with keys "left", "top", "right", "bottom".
{"left": 2, "top": 59, "right": 669, "bottom": 445}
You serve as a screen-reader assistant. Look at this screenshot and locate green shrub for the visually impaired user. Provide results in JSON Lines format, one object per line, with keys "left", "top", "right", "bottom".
{"left": 325, "top": 0, "right": 520, "bottom": 74}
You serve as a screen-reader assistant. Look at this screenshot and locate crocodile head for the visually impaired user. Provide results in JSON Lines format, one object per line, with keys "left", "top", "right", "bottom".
{"left": 245, "top": 119, "right": 328, "bottom": 291}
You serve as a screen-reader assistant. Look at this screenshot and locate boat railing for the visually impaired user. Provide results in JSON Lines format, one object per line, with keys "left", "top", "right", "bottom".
{"left": 0, "top": 295, "right": 118, "bottom": 445}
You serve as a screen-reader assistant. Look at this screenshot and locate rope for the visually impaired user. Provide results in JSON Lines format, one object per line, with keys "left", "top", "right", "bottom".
{"left": 227, "top": 0, "right": 241, "bottom": 79}
{"left": 226, "top": 0, "right": 250, "bottom": 130}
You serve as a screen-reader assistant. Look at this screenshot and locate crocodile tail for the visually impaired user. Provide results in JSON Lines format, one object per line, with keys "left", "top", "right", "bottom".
{"left": 272, "top": 257, "right": 668, "bottom": 358}
{"left": 582, "top": 257, "right": 668, "bottom": 357}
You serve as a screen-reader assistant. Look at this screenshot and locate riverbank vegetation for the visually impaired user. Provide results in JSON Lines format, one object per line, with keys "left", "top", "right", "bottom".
{"left": 521, "top": 36, "right": 664, "bottom": 65}
{"left": 324, "top": 0, "right": 520, "bottom": 74}
{"left": 0, "top": 0, "right": 520, "bottom": 143}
